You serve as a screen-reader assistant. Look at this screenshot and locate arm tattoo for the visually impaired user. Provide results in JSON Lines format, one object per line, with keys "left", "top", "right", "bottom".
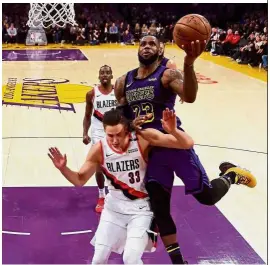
{"left": 169, "top": 69, "right": 183, "bottom": 82}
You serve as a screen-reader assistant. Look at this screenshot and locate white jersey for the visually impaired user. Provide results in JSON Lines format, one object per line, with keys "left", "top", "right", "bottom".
{"left": 90, "top": 85, "right": 117, "bottom": 133}
{"left": 91, "top": 133, "right": 156, "bottom": 256}
{"left": 99, "top": 132, "right": 150, "bottom": 214}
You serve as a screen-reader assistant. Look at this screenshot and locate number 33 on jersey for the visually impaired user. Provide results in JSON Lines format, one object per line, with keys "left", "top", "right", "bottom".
{"left": 99, "top": 132, "right": 148, "bottom": 201}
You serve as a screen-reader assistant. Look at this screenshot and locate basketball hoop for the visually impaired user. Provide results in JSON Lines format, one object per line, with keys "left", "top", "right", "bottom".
{"left": 27, "top": 3, "right": 77, "bottom": 28}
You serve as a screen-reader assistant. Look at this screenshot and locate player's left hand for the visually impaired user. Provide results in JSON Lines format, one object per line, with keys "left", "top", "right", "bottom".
{"left": 181, "top": 40, "right": 207, "bottom": 65}
{"left": 161, "top": 108, "right": 176, "bottom": 134}
{"left": 48, "top": 147, "right": 67, "bottom": 170}
{"left": 131, "top": 113, "right": 153, "bottom": 131}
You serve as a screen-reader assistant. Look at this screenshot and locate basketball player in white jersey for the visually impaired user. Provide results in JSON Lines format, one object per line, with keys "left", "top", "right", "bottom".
{"left": 48, "top": 108, "right": 194, "bottom": 264}
{"left": 82, "top": 65, "right": 117, "bottom": 213}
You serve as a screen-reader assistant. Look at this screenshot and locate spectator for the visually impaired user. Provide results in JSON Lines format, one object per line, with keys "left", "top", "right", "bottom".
{"left": 118, "top": 21, "right": 125, "bottom": 42}
{"left": 221, "top": 29, "right": 234, "bottom": 55}
{"left": 90, "top": 27, "right": 100, "bottom": 45}
{"left": 70, "top": 26, "right": 77, "bottom": 44}
{"left": 102, "top": 22, "right": 109, "bottom": 43}
{"left": 134, "top": 23, "right": 141, "bottom": 42}
{"left": 122, "top": 29, "right": 135, "bottom": 45}
{"left": 261, "top": 55, "right": 267, "bottom": 70}
{"left": 149, "top": 23, "right": 157, "bottom": 36}
{"left": 52, "top": 25, "right": 61, "bottom": 44}
{"left": 206, "top": 27, "right": 217, "bottom": 51}
{"left": 7, "top": 23, "right": 17, "bottom": 43}
{"left": 109, "top": 22, "right": 118, "bottom": 43}
{"left": 141, "top": 24, "right": 148, "bottom": 37}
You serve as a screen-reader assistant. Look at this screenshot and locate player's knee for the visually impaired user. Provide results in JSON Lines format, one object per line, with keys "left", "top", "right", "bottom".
{"left": 92, "top": 245, "right": 111, "bottom": 264}
{"left": 123, "top": 249, "right": 143, "bottom": 264}
{"left": 194, "top": 194, "right": 216, "bottom": 206}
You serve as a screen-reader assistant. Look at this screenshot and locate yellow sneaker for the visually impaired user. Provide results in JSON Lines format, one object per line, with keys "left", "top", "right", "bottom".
{"left": 222, "top": 164, "right": 257, "bottom": 188}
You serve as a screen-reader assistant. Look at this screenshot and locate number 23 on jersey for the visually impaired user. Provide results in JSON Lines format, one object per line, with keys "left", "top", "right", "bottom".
{"left": 131, "top": 102, "right": 154, "bottom": 123}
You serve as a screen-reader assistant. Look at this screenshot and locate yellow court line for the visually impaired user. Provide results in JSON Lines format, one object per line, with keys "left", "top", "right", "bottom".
{"left": 3, "top": 43, "right": 267, "bottom": 82}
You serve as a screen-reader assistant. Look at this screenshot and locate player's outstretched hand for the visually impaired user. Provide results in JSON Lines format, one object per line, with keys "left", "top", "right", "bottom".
{"left": 181, "top": 40, "right": 207, "bottom": 65}
{"left": 131, "top": 113, "right": 153, "bottom": 131}
{"left": 161, "top": 108, "right": 176, "bottom": 134}
{"left": 48, "top": 147, "right": 67, "bottom": 170}
{"left": 83, "top": 135, "right": 91, "bottom": 145}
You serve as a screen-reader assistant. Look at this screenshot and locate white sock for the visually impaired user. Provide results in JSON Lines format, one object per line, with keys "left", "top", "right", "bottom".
{"left": 98, "top": 188, "right": 105, "bottom": 198}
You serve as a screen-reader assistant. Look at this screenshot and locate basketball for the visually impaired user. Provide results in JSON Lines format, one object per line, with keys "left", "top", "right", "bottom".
{"left": 173, "top": 14, "right": 211, "bottom": 50}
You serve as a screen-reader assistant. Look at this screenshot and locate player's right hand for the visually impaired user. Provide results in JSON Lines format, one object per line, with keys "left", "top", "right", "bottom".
{"left": 83, "top": 135, "right": 91, "bottom": 145}
{"left": 48, "top": 147, "right": 67, "bottom": 170}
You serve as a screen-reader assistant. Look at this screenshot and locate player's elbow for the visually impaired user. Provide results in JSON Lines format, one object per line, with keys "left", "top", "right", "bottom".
{"left": 183, "top": 95, "right": 196, "bottom": 103}
{"left": 182, "top": 139, "right": 194, "bottom": 149}
{"left": 76, "top": 174, "right": 87, "bottom": 187}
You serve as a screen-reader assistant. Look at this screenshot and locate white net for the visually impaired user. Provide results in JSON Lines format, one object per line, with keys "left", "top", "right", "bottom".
{"left": 27, "top": 3, "right": 77, "bottom": 28}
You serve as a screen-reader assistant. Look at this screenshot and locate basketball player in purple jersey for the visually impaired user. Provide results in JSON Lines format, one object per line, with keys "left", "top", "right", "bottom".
{"left": 114, "top": 35, "right": 257, "bottom": 264}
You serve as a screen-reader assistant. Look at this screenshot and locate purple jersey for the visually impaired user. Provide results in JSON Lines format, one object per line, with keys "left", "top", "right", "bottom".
{"left": 125, "top": 65, "right": 181, "bottom": 131}
{"left": 160, "top": 57, "right": 169, "bottom": 67}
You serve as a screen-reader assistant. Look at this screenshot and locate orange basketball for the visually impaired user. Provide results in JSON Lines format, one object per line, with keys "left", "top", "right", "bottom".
{"left": 173, "top": 14, "right": 211, "bottom": 50}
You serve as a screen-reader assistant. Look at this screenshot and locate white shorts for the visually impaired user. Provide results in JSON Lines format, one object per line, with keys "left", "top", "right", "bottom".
{"left": 90, "top": 196, "right": 156, "bottom": 254}
{"left": 90, "top": 128, "right": 105, "bottom": 145}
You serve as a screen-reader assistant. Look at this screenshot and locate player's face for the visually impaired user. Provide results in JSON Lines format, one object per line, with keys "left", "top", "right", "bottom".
{"left": 138, "top": 36, "right": 160, "bottom": 66}
{"left": 105, "top": 124, "right": 128, "bottom": 149}
{"left": 99, "top": 66, "right": 113, "bottom": 86}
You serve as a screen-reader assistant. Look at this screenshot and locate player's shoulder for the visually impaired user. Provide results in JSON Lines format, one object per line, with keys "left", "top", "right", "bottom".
{"left": 86, "top": 87, "right": 95, "bottom": 102}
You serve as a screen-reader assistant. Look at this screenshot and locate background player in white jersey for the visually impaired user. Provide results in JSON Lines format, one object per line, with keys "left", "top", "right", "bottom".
{"left": 82, "top": 65, "right": 117, "bottom": 213}
{"left": 48, "top": 108, "right": 194, "bottom": 264}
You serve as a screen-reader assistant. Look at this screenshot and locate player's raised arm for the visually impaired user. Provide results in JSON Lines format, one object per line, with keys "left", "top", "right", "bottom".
{"left": 83, "top": 89, "right": 94, "bottom": 145}
{"left": 137, "top": 109, "right": 194, "bottom": 149}
{"left": 48, "top": 143, "right": 102, "bottom": 186}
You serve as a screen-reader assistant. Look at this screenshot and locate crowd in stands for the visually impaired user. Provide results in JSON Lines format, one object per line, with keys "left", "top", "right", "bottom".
{"left": 2, "top": 3, "right": 267, "bottom": 70}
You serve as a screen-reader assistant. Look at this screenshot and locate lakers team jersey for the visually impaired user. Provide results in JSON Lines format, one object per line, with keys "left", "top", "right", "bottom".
{"left": 125, "top": 65, "right": 182, "bottom": 131}
{"left": 91, "top": 85, "right": 117, "bottom": 131}
{"left": 100, "top": 132, "right": 148, "bottom": 201}
{"left": 160, "top": 57, "right": 169, "bottom": 67}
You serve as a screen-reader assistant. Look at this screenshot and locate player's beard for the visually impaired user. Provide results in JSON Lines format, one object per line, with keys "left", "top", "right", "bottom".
{"left": 138, "top": 52, "right": 159, "bottom": 66}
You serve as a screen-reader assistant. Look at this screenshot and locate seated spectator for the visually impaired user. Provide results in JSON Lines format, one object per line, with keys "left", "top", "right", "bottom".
{"left": 221, "top": 29, "right": 241, "bottom": 55}
{"left": 134, "top": 23, "right": 141, "bottom": 42}
{"left": 90, "top": 27, "right": 100, "bottom": 45}
{"left": 236, "top": 33, "right": 256, "bottom": 64}
{"left": 52, "top": 25, "right": 61, "bottom": 44}
{"left": 121, "top": 29, "right": 135, "bottom": 45}
{"left": 262, "top": 55, "right": 267, "bottom": 70}
{"left": 70, "top": 26, "right": 77, "bottom": 44}
{"left": 141, "top": 24, "right": 148, "bottom": 37}
{"left": 109, "top": 22, "right": 118, "bottom": 43}
{"left": 118, "top": 21, "right": 125, "bottom": 42}
{"left": 149, "top": 23, "right": 157, "bottom": 36}
{"left": 76, "top": 26, "right": 86, "bottom": 45}
{"left": 7, "top": 23, "right": 17, "bottom": 44}
{"left": 206, "top": 27, "right": 217, "bottom": 52}
{"left": 210, "top": 29, "right": 223, "bottom": 55}
{"left": 231, "top": 33, "right": 249, "bottom": 61}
